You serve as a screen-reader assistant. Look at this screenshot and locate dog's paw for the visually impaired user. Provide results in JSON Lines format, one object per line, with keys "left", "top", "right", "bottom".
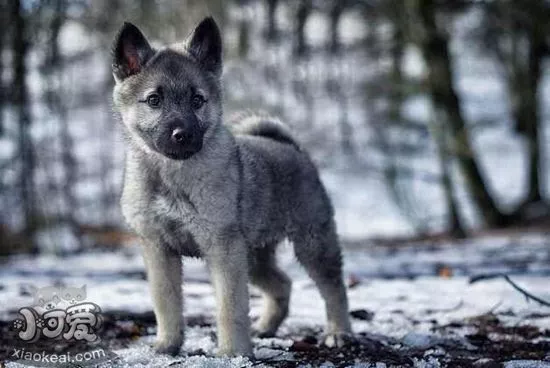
{"left": 153, "top": 340, "right": 182, "bottom": 356}
{"left": 322, "top": 332, "right": 354, "bottom": 348}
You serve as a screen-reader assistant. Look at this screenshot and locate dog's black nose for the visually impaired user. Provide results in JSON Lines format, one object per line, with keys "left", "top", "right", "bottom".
{"left": 171, "top": 128, "right": 188, "bottom": 144}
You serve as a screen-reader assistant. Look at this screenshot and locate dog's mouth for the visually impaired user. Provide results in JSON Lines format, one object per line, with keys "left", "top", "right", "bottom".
{"left": 163, "top": 143, "right": 203, "bottom": 160}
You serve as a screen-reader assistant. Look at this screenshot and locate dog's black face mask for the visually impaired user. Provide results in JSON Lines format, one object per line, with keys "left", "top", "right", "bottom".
{"left": 112, "top": 18, "right": 223, "bottom": 161}
{"left": 141, "top": 82, "right": 207, "bottom": 161}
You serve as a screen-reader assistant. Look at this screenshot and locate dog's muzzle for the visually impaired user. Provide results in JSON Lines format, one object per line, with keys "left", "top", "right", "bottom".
{"left": 157, "top": 120, "right": 203, "bottom": 160}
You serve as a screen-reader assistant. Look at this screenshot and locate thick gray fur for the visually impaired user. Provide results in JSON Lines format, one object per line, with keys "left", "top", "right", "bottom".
{"left": 112, "top": 17, "right": 351, "bottom": 357}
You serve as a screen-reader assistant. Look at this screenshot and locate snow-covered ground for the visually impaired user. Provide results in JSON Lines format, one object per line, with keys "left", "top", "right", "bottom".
{"left": 1, "top": 232, "right": 549, "bottom": 367}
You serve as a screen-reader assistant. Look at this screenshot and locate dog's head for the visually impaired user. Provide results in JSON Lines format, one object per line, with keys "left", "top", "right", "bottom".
{"left": 112, "top": 17, "right": 223, "bottom": 160}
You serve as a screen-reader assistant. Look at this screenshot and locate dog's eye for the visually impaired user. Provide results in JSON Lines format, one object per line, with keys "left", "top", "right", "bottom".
{"left": 146, "top": 94, "right": 161, "bottom": 108}
{"left": 191, "top": 94, "right": 206, "bottom": 110}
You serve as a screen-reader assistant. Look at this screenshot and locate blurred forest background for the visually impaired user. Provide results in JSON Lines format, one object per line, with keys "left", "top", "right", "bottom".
{"left": 1, "top": 0, "right": 550, "bottom": 255}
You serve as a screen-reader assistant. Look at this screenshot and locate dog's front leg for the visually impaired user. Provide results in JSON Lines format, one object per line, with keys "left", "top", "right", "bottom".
{"left": 141, "top": 241, "right": 183, "bottom": 355}
{"left": 206, "top": 244, "right": 253, "bottom": 357}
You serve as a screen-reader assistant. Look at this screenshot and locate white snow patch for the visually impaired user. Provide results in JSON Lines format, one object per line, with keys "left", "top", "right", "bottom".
{"left": 504, "top": 361, "right": 550, "bottom": 368}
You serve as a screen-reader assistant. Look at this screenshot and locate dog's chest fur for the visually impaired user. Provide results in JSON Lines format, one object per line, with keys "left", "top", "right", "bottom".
{"left": 121, "top": 142, "right": 242, "bottom": 257}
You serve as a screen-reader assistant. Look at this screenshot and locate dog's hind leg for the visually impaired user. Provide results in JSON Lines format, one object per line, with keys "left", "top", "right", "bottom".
{"left": 249, "top": 245, "right": 291, "bottom": 337}
{"left": 292, "top": 221, "right": 352, "bottom": 347}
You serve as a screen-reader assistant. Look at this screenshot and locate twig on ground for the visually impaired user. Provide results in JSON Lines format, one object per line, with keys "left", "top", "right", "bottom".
{"left": 470, "top": 273, "right": 550, "bottom": 307}
{"left": 503, "top": 275, "right": 550, "bottom": 307}
{"left": 249, "top": 351, "right": 287, "bottom": 367}
{"left": 469, "top": 273, "right": 505, "bottom": 284}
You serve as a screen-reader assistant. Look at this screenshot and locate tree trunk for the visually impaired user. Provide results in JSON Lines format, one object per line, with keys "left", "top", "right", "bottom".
{"left": 513, "top": 76, "right": 542, "bottom": 206}
{"left": 294, "top": 0, "right": 311, "bottom": 57}
{"left": 329, "top": 2, "right": 344, "bottom": 54}
{"left": 410, "top": 0, "right": 507, "bottom": 227}
{"left": 11, "top": 0, "right": 37, "bottom": 240}
{"left": 265, "top": 0, "right": 278, "bottom": 42}
{"left": 238, "top": 16, "right": 250, "bottom": 58}
{"left": 0, "top": 0, "right": 5, "bottom": 136}
{"left": 376, "top": 18, "right": 429, "bottom": 234}
{"left": 337, "top": 86, "right": 353, "bottom": 155}
{"left": 394, "top": 2, "right": 464, "bottom": 235}
{"left": 510, "top": 26, "right": 545, "bottom": 208}
{"left": 45, "top": 0, "right": 80, "bottom": 250}
{"left": 432, "top": 122, "right": 466, "bottom": 238}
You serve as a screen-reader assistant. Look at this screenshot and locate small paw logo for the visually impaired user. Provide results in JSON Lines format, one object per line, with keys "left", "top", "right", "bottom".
{"left": 12, "top": 319, "right": 24, "bottom": 331}
{"left": 36, "top": 318, "right": 45, "bottom": 329}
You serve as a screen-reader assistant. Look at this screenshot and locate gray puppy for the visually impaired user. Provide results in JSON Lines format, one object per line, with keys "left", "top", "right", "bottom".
{"left": 112, "top": 17, "right": 351, "bottom": 357}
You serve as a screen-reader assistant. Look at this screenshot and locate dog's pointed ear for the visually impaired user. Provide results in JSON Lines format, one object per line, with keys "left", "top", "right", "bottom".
{"left": 112, "top": 22, "right": 154, "bottom": 82}
{"left": 187, "top": 17, "right": 222, "bottom": 77}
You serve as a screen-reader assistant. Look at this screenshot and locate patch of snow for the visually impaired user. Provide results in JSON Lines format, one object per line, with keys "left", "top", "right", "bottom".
{"left": 114, "top": 342, "right": 256, "bottom": 368}
{"left": 504, "top": 361, "right": 550, "bottom": 368}
{"left": 413, "top": 357, "right": 441, "bottom": 368}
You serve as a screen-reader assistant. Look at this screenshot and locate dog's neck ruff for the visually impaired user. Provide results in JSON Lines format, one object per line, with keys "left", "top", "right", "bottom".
{"left": 130, "top": 123, "right": 237, "bottom": 194}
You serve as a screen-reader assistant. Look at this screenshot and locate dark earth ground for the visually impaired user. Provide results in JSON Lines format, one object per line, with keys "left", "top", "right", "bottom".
{"left": 1, "top": 309, "right": 549, "bottom": 367}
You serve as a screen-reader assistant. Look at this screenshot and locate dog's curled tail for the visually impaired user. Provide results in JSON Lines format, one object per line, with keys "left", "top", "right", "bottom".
{"left": 228, "top": 111, "right": 299, "bottom": 148}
